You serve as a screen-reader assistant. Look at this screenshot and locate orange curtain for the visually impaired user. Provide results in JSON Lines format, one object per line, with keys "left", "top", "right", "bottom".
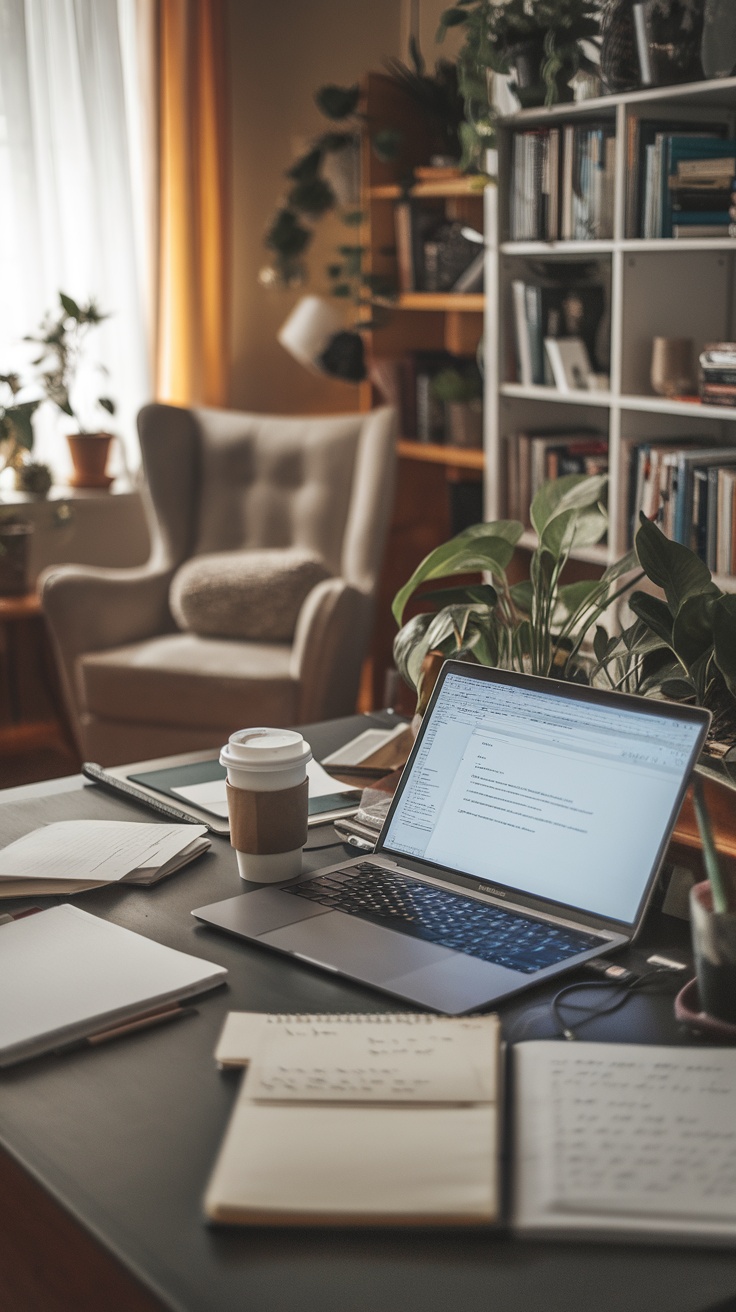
{"left": 155, "top": 0, "right": 230, "bottom": 406}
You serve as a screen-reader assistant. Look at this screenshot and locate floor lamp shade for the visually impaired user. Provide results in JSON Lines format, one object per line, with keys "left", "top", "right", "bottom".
{"left": 277, "top": 296, "right": 343, "bottom": 374}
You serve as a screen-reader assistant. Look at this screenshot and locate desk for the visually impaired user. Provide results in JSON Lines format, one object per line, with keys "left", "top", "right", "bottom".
{"left": 1, "top": 714, "right": 736, "bottom": 1312}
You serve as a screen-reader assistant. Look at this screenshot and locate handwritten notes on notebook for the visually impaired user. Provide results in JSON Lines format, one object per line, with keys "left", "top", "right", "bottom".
{"left": 546, "top": 1047, "right": 736, "bottom": 1220}
{"left": 204, "top": 1012, "right": 501, "bottom": 1225}
{"left": 514, "top": 1041, "right": 736, "bottom": 1240}
{"left": 247, "top": 1014, "right": 497, "bottom": 1103}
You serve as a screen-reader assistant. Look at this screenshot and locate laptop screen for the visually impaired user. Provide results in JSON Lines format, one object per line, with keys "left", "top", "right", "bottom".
{"left": 380, "top": 665, "right": 708, "bottom": 928}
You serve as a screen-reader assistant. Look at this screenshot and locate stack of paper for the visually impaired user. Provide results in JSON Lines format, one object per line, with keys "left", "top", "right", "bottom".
{"left": 0, "top": 820, "right": 210, "bottom": 898}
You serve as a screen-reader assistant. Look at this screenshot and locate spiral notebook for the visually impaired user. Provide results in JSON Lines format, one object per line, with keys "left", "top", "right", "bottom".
{"left": 205, "top": 1013, "right": 736, "bottom": 1240}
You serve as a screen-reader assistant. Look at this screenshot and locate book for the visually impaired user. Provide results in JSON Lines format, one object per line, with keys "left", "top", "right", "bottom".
{"left": 0, "top": 819, "right": 210, "bottom": 898}
{"left": 0, "top": 904, "right": 227, "bottom": 1068}
{"left": 205, "top": 1012, "right": 501, "bottom": 1226}
{"left": 513, "top": 1041, "right": 736, "bottom": 1243}
{"left": 673, "top": 223, "right": 734, "bottom": 237}
{"left": 205, "top": 1015, "right": 736, "bottom": 1242}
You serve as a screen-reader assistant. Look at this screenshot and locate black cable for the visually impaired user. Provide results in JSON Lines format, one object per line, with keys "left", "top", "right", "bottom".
{"left": 550, "top": 967, "right": 678, "bottom": 1041}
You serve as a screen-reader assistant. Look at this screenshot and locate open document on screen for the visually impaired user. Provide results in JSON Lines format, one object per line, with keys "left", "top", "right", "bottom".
{"left": 382, "top": 672, "right": 704, "bottom": 926}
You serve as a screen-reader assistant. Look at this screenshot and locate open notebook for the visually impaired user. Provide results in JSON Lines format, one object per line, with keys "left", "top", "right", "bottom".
{"left": 205, "top": 1012, "right": 736, "bottom": 1241}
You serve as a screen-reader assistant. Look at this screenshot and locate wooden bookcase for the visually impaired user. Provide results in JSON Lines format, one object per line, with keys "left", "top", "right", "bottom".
{"left": 485, "top": 74, "right": 736, "bottom": 586}
{"left": 359, "top": 73, "right": 487, "bottom": 708}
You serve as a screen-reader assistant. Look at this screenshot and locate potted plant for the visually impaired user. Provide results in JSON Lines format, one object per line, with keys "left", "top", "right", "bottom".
{"left": 26, "top": 292, "right": 116, "bottom": 489}
{"left": 392, "top": 473, "right": 638, "bottom": 716}
{"left": 430, "top": 362, "right": 484, "bottom": 448}
{"left": 591, "top": 514, "right": 736, "bottom": 776}
{"left": 0, "top": 374, "right": 41, "bottom": 594}
{"left": 438, "top": 0, "right": 601, "bottom": 109}
{"left": 679, "top": 774, "right": 736, "bottom": 1028}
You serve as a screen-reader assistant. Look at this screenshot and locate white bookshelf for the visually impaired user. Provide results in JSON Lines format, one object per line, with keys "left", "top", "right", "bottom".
{"left": 483, "top": 75, "right": 736, "bottom": 590}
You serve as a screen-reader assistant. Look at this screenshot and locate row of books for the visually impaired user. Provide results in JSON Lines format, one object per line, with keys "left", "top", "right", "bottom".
{"left": 394, "top": 202, "right": 484, "bottom": 294}
{"left": 700, "top": 343, "right": 736, "bottom": 407}
{"left": 509, "top": 279, "right": 606, "bottom": 386}
{"left": 506, "top": 429, "right": 608, "bottom": 526}
{"left": 509, "top": 123, "right": 615, "bottom": 243}
{"left": 629, "top": 120, "right": 736, "bottom": 239}
{"left": 627, "top": 439, "right": 736, "bottom": 574}
{"left": 370, "top": 352, "right": 482, "bottom": 444}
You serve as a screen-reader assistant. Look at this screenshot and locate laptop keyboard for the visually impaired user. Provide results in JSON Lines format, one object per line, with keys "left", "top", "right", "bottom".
{"left": 287, "top": 863, "right": 606, "bottom": 974}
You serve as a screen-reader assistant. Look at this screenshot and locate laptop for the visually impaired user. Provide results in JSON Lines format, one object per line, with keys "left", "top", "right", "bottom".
{"left": 192, "top": 662, "right": 709, "bottom": 1015}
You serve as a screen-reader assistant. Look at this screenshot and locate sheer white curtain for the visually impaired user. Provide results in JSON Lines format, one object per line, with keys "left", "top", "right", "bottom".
{"left": 0, "top": 0, "right": 152, "bottom": 479}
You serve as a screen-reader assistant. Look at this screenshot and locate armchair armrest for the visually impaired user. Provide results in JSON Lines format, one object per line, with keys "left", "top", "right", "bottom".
{"left": 291, "top": 578, "right": 372, "bottom": 722}
{"left": 40, "top": 564, "right": 175, "bottom": 741}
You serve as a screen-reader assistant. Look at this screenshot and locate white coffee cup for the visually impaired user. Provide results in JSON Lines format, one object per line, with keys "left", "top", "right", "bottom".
{"left": 220, "top": 728, "right": 312, "bottom": 882}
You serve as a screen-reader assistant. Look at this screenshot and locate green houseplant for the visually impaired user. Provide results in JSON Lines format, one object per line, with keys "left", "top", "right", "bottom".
{"left": 591, "top": 515, "right": 736, "bottom": 768}
{"left": 392, "top": 473, "right": 638, "bottom": 714}
{"left": 0, "top": 374, "right": 42, "bottom": 594}
{"left": 393, "top": 479, "right": 736, "bottom": 770}
{"left": 430, "top": 362, "right": 483, "bottom": 448}
{"left": 438, "top": 0, "right": 601, "bottom": 109}
{"left": 681, "top": 775, "right": 736, "bottom": 1027}
{"left": 26, "top": 292, "right": 116, "bottom": 489}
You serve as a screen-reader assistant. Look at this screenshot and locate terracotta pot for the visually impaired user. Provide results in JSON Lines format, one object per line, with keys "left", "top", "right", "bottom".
{"left": 690, "top": 880, "right": 736, "bottom": 1024}
{"left": 66, "top": 432, "right": 114, "bottom": 489}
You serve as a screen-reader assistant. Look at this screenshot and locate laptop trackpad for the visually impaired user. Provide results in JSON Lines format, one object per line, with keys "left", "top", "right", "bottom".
{"left": 259, "top": 912, "right": 453, "bottom": 983}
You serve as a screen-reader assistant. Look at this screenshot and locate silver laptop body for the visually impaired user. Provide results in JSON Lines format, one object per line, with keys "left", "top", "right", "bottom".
{"left": 192, "top": 663, "right": 709, "bottom": 1015}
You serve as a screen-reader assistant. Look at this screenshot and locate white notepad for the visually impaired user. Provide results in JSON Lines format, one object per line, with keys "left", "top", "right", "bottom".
{"left": 0, "top": 904, "right": 227, "bottom": 1068}
{"left": 205, "top": 1012, "right": 501, "bottom": 1226}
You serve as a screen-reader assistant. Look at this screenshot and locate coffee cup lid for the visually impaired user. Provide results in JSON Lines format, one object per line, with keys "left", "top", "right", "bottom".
{"left": 220, "top": 727, "right": 312, "bottom": 773}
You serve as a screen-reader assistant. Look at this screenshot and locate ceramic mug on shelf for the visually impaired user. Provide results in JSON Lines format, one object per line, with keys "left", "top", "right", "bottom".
{"left": 650, "top": 336, "right": 695, "bottom": 399}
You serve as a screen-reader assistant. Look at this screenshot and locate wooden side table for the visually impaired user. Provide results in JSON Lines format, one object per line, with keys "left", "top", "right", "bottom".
{"left": 0, "top": 592, "right": 80, "bottom": 786}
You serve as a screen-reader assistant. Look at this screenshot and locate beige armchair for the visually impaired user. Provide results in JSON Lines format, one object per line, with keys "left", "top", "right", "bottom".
{"left": 41, "top": 403, "right": 397, "bottom": 765}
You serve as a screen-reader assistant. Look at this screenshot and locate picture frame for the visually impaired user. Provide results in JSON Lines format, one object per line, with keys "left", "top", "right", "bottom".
{"left": 544, "top": 336, "right": 593, "bottom": 393}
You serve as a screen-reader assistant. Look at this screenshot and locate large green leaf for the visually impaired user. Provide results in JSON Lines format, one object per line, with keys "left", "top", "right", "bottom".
{"left": 660, "top": 677, "right": 697, "bottom": 700}
{"left": 6, "top": 400, "right": 38, "bottom": 451}
{"left": 425, "top": 604, "right": 495, "bottom": 652}
{"left": 530, "top": 473, "right": 608, "bottom": 537}
{"left": 540, "top": 506, "right": 606, "bottom": 558}
{"left": 393, "top": 612, "right": 433, "bottom": 691}
{"left": 392, "top": 533, "right": 519, "bottom": 624}
{"left": 557, "top": 578, "right": 604, "bottom": 617}
{"left": 599, "top": 547, "right": 639, "bottom": 584}
{"left": 713, "top": 593, "right": 736, "bottom": 698}
{"left": 460, "top": 519, "right": 524, "bottom": 545}
{"left": 510, "top": 579, "right": 533, "bottom": 613}
{"left": 419, "top": 583, "right": 498, "bottom": 611}
{"left": 635, "top": 514, "right": 716, "bottom": 610}
{"left": 671, "top": 592, "right": 716, "bottom": 672}
{"left": 629, "top": 590, "right": 675, "bottom": 647}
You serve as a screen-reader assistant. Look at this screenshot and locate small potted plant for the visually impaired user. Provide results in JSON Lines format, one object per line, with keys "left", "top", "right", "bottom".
{"left": 430, "top": 363, "right": 484, "bottom": 448}
{"left": 681, "top": 775, "right": 736, "bottom": 1028}
{"left": 0, "top": 374, "right": 40, "bottom": 594}
{"left": 26, "top": 292, "right": 116, "bottom": 489}
{"left": 439, "top": 0, "right": 601, "bottom": 108}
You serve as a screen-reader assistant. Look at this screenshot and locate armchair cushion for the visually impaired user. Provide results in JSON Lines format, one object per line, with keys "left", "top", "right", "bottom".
{"left": 80, "top": 633, "right": 298, "bottom": 731}
{"left": 169, "top": 548, "right": 331, "bottom": 642}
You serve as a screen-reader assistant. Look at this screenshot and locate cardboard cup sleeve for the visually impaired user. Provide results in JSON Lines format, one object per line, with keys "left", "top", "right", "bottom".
{"left": 226, "top": 779, "right": 309, "bottom": 855}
